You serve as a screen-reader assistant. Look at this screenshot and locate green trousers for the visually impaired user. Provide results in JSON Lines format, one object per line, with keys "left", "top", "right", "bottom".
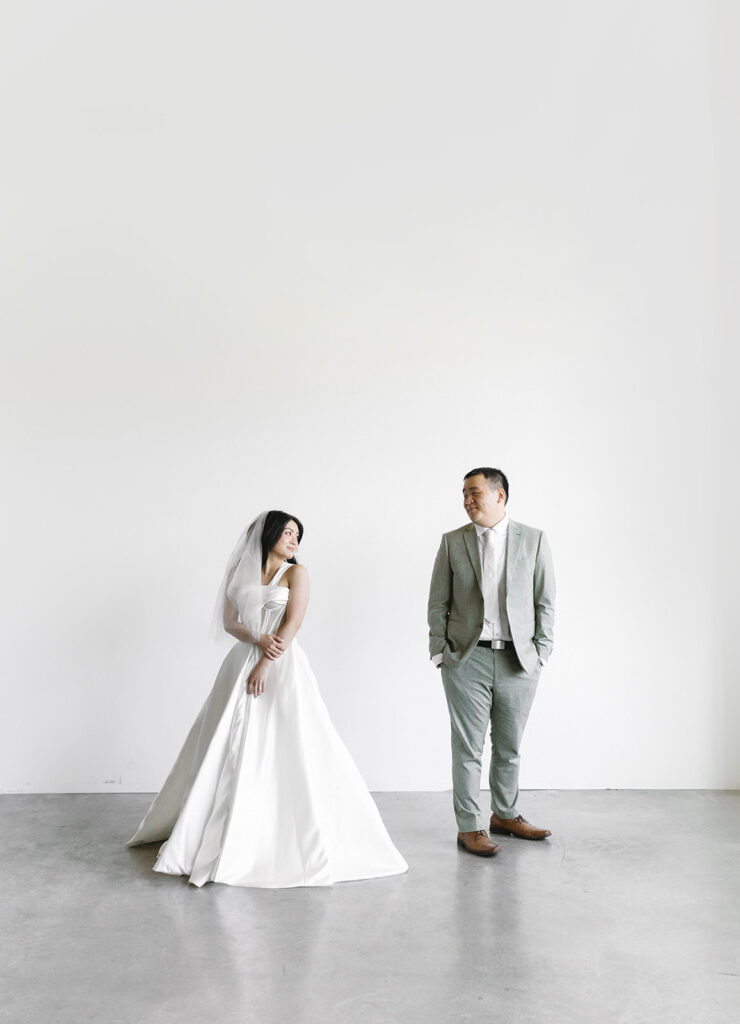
{"left": 441, "top": 645, "right": 540, "bottom": 831}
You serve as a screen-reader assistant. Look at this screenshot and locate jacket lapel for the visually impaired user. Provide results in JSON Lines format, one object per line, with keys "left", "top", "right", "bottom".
{"left": 463, "top": 524, "right": 483, "bottom": 590}
{"left": 505, "top": 520, "right": 523, "bottom": 592}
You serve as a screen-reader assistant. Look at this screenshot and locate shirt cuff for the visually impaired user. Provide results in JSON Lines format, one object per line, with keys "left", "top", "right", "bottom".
{"left": 431, "top": 653, "right": 444, "bottom": 668}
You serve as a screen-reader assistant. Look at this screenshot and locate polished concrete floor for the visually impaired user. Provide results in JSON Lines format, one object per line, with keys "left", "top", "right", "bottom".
{"left": 2, "top": 791, "right": 739, "bottom": 1024}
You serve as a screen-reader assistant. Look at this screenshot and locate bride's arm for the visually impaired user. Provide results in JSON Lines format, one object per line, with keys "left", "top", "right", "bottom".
{"left": 274, "top": 565, "right": 310, "bottom": 647}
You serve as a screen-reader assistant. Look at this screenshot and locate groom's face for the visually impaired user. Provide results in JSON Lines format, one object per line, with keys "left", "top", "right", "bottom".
{"left": 463, "top": 475, "right": 506, "bottom": 527}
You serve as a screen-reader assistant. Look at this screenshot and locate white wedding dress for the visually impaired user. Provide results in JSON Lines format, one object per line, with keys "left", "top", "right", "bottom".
{"left": 128, "top": 562, "right": 408, "bottom": 887}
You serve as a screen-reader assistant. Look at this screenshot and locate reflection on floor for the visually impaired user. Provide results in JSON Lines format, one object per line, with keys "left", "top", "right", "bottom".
{"left": 3, "top": 791, "right": 739, "bottom": 1024}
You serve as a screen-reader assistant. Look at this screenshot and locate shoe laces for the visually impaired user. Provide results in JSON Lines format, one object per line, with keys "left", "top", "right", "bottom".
{"left": 474, "top": 829, "right": 488, "bottom": 838}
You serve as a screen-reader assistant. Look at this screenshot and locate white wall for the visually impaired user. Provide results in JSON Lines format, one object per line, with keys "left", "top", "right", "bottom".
{"left": 2, "top": 1, "right": 738, "bottom": 793}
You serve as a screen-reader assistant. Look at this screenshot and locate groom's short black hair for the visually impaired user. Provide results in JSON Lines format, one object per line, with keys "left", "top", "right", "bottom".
{"left": 464, "top": 467, "right": 509, "bottom": 504}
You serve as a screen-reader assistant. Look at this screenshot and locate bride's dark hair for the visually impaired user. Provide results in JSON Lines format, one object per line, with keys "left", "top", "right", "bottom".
{"left": 261, "top": 510, "right": 304, "bottom": 567}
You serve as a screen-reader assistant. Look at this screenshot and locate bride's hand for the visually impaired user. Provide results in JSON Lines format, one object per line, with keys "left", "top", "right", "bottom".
{"left": 258, "top": 633, "right": 286, "bottom": 660}
{"left": 247, "top": 659, "right": 270, "bottom": 698}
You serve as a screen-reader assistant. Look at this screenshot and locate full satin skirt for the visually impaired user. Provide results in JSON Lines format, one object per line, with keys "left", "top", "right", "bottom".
{"left": 127, "top": 641, "right": 408, "bottom": 887}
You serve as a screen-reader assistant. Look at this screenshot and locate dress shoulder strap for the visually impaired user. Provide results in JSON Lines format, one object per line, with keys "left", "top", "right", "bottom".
{"left": 271, "top": 561, "right": 292, "bottom": 586}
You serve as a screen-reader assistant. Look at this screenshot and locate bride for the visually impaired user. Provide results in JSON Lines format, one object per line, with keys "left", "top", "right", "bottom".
{"left": 127, "top": 510, "right": 408, "bottom": 888}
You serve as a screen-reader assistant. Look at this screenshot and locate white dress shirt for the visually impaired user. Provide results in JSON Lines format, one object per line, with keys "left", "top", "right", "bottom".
{"left": 475, "top": 516, "right": 512, "bottom": 641}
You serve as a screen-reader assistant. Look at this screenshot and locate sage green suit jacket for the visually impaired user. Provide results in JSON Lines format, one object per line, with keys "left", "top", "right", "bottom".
{"left": 427, "top": 520, "right": 555, "bottom": 676}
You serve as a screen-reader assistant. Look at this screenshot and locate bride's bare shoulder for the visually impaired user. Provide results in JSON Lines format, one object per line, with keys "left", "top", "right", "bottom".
{"left": 284, "top": 563, "right": 309, "bottom": 583}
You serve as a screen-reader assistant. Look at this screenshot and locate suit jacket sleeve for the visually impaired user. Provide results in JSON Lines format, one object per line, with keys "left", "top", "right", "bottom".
{"left": 533, "top": 530, "right": 555, "bottom": 662}
{"left": 428, "top": 534, "right": 452, "bottom": 660}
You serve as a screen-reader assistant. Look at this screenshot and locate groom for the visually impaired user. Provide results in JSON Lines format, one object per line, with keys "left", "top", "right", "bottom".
{"left": 428, "top": 467, "right": 555, "bottom": 857}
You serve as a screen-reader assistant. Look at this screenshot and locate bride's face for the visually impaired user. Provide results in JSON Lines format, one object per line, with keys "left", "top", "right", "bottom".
{"left": 272, "top": 520, "right": 300, "bottom": 560}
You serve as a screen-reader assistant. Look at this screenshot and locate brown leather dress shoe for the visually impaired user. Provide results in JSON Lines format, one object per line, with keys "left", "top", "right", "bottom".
{"left": 457, "top": 830, "right": 501, "bottom": 857}
{"left": 489, "top": 813, "right": 552, "bottom": 840}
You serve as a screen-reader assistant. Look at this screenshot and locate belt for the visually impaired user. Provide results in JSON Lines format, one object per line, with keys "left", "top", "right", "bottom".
{"left": 477, "top": 639, "right": 513, "bottom": 650}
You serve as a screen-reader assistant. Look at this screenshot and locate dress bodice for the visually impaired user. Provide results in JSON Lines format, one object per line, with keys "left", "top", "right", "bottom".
{"left": 231, "top": 562, "right": 293, "bottom": 638}
{"left": 260, "top": 562, "right": 292, "bottom": 636}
